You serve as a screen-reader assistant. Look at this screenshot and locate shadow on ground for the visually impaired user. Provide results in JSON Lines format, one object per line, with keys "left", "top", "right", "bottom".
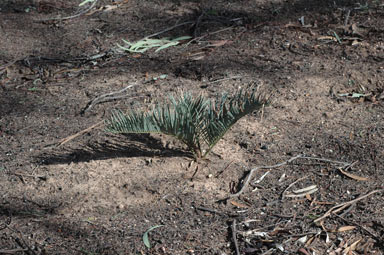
{"left": 37, "top": 133, "right": 193, "bottom": 165}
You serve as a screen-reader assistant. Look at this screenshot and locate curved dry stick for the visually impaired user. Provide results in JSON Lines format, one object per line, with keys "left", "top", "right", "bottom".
{"left": 57, "top": 120, "right": 104, "bottom": 147}
{"left": 82, "top": 84, "right": 136, "bottom": 114}
{"left": 230, "top": 154, "right": 353, "bottom": 198}
{"left": 314, "top": 189, "right": 383, "bottom": 223}
{"left": 230, "top": 154, "right": 304, "bottom": 198}
{"left": 35, "top": 0, "right": 98, "bottom": 22}
{"left": 231, "top": 219, "right": 240, "bottom": 255}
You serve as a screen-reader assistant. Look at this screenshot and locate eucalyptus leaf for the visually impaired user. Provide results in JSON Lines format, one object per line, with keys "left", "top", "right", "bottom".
{"left": 118, "top": 35, "right": 190, "bottom": 54}
{"left": 172, "top": 36, "right": 192, "bottom": 41}
{"left": 79, "top": 0, "right": 95, "bottom": 6}
{"left": 155, "top": 41, "right": 179, "bottom": 52}
{"left": 143, "top": 225, "right": 164, "bottom": 249}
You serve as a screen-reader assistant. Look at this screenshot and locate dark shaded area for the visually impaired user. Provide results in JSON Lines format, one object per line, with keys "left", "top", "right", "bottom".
{"left": 1, "top": 0, "right": 384, "bottom": 254}
{"left": 37, "top": 133, "right": 193, "bottom": 165}
{"left": 1, "top": 0, "right": 382, "bottom": 118}
{"left": 0, "top": 0, "right": 372, "bottom": 65}
{"left": 0, "top": 195, "right": 64, "bottom": 223}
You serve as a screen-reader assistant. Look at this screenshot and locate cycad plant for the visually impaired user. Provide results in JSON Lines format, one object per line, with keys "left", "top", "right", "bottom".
{"left": 106, "top": 88, "right": 267, "bottom": 159}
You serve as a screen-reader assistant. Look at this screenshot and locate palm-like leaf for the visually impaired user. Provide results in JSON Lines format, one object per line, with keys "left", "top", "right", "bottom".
{"left": 202, "top": 89, "right": 265, "bottom": 157}
{"left": 152, "top": 94, "right": 209, "bottom": 156}
{"left": 106, "top": 109, "right": 160, "bottom": 134}
{"left": 106, "top": 89, "right": 267, "bottom": 158}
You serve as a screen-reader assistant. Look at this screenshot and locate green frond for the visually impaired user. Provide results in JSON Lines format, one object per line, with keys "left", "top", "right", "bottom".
{"left": 202, "top": 89, "right": 265, "bottom": 156}
{"left": 105, "top": 109, "right": 160, "bottom": 134}
{"left": 105, "top": 88, "right": 267, "bottom": 158}
{"left": 151, "top": 94, "right": 209, "bottom": 155}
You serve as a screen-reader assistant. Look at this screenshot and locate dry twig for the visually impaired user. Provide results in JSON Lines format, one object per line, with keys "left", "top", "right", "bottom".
{"left": 314, "top": 189, "right": 383, "bottom": 223}
{"left": 335, "top": 214, "right": 381, "bottom": 242}
{"left": 57, "top": 120, "right": 104, "bottom": 147}
{"left": 81, "top": 84, "right": 136, "bottom": 114}
{"left": 281, "top": 175, "right": 309, "bottom": 198}
{"left": 230, "top": 154, "right": 303, "bottom": 198}
{"left": 144, "top": 21, "right": 194, "bottom": 39}
{"left": 35, "top": 0, "right": 99, "bottom": 22}
{"left": 232, "top": 219, "right": 240, "bottom": 255}
{"left": 230, "top": 155, "right": 352, "bottom": 198}
{"left": 0, "top": 249, "right": 28, "bottom": 254}
{"left": 11, "top": 172, "right": 47, "bottom": 181}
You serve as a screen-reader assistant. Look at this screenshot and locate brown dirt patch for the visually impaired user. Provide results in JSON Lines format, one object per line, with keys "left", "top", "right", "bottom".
{"left": 1, "top": 0, "right": 384, "bottom": 254}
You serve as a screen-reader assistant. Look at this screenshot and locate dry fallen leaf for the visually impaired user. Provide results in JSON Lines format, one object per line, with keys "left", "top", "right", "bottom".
{"left": 285, "top": 185, "right": 318, "bottom": 198}
{"left": 230, "top": 200, "right": 249, "bottom": 208}
{"left": 337, "top": 226, "right": 356, "bottom": 232}
{"left": 190, "top": 55, "right": 205, "bottom": 61}
{"left": 343, "top": 239, "right": 361, "bottom": 253}
{"left": 338, "top": 168, "right": 369, "bottom": 181}
{"left": 298, "top": 248, "right": 311, "bottom": 255}
{"left": 208, "top": 40, "right": 231, "bottom": 47}
{"left": 349, "top": 239, "right": 361, "bottom": 250}
{"left": 103, "top": 5, "right": 118, "bottom": 11}
{"left": 305, "top": 235, "right": 316, "bottom": 246}
{"left": 293, "top": 185, "right": 318, "bottom": 194}
{"left": 351, "top": 23, "right": 367, "bottom": 37}
{"left": 318, "top": 36, "right": 337, "bottom": 41}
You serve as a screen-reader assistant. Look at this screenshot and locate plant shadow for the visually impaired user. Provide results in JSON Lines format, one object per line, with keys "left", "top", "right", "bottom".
{"left": 37, "top": 133, "right": 193, "bottom": 165}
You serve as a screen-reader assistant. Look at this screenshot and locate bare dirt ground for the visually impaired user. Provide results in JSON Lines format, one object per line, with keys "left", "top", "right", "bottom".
{"left": 1, "top": 0, "right": 384, "bottom": 254}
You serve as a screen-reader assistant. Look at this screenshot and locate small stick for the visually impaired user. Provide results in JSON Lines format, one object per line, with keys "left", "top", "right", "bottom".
{"left": 299, "top": 156, "right": 351, "bottom": 167}
{"left": 215, "top": 159, "right": 235, "bottom": 178}
{"left": 230, "top": 155, "right": 352, "bottom": 198}
{"left": 281, "top": 175, "right": 309, "bottom": 199}
{"left": 190, "top": 165, "right": 199, "bottom": 181}
{"left": 230, "top": 154, "right": 303, "bottom": 198}
{"left": 344, "top": 9, "right": 351, "bottom": 26}
{"left": 57, "top": 120, "right": 104, "bottom": 147}
{"left": 81, "top": 84, "right": 136, "bottom": 113}
{"left": 0, "top": 249, "right": 28, "bottom": 254}
{"left": 13, "top": 235, "right": 37, "bottom": 255}
{"left": 231, "top": 219, "right": 240, "bottom": 255}
{"left": 205, "top": 76, "right": 244, "bottom": 85}
{"left": 260, "top": 248, "right": 275, "bottom": 255}
{"left": 187, "top": 26, "right": 235, "bottom": 46}
{"left": 144, "top": 21, "right": 194, "bottom": 39}
{"left": 196, "top": 206, "right": 226, "bottom": 216}
{"left": 35, "top": 0, "right": 99, "bottom": 22}
{"left": 11, "top": 172, "right": 47, "bottom": 181}
{"left": 335, "top": 214, "right": 381, "bottom": 242}
{"left": 314, "top": 189, "right": 383, "bottom": 223}
{"left": 260, "top": 103, "right": 265, "bottom": 122}
{"left": 0, "top": 58, "right": 24, "bottom": 70}
{"left": 193, "top": 11, "right": 206, "bottom": 38}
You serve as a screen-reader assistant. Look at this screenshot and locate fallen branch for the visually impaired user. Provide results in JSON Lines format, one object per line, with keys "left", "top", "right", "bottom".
{"left": 81, "top": 84, "right": 136, "bottom": 114}
{"left": 230, "top": 155, "right": 352, "bottom": 198}
{"left": 281, "top": 175, "right": 310, "bottom": 199}
{"left": 11, "top": 172, "right": 47, "bottom": 181}
{"left": 35, "top": 0, "right": 99, "bottom": 22}
{"left": 0, "top": 249, "right": 28, "bottom": 254}
{"left": 335, "top": 214, "right": 381, "bottom": 242}
{"left": 231, "top": 219, "right": 240, "bottom": 255}
{"left": 314, "top": 189, "right": 383, "bottom": 223}
{"left": 144, "top": 21, "right": 194, "bottom": 39}
{"left": 230, "top": 154, "right": 304, "bottom": 198}
{"left": 57, "top": 120, "right": 104, "bottom": 147}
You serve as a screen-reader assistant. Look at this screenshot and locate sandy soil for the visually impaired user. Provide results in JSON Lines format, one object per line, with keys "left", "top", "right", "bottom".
{"left": 1, "top": 0, "right": 384, "bottom": 254}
